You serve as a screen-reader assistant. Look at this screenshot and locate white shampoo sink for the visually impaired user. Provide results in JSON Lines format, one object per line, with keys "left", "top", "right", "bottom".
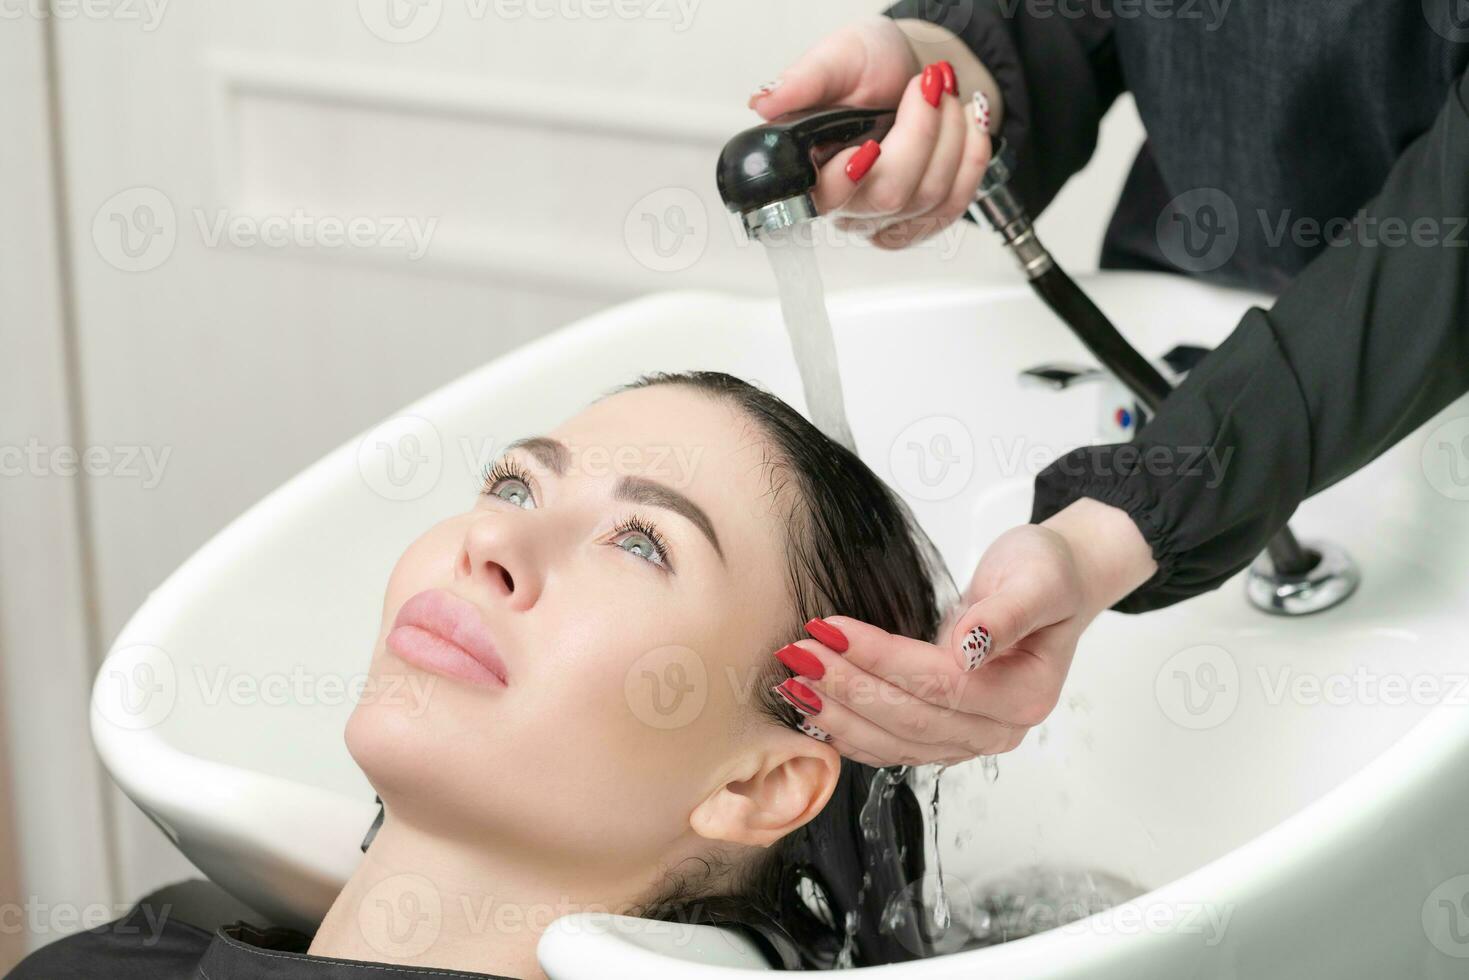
{"left": 91, "top": 273, "right": 1469, "bottom": 978}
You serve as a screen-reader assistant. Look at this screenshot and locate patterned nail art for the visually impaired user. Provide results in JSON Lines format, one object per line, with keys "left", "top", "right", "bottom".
{"left": 750, "top": 78, "right": 783, "bottom": 100}
{"left": 774, "top": 678, "right": 822, "bottom": 716}
{"left": 973, "top": 91, "right": 992, "bottom": 133}
{"left": 960, "top": 625, "right": 991, "bottom": 671}
{"left": 798, "top": 719, "right": 833, "bottom": 743}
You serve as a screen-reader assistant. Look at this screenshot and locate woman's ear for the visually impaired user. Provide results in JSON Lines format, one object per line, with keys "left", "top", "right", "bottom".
{"left": 689, "top": 731, "right": 840, "bottom": 848}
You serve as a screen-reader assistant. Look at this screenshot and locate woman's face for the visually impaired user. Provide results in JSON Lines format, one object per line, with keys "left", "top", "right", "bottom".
{"left": 346, "top": 385, "right": 814, "bottom": 882}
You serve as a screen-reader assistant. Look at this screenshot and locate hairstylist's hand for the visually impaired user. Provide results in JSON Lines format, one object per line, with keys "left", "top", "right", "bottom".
{"left": 747, "top": 15, "right": 1000, "bottom": 250}
{"left": 776, "top": 500, "right": 1158, "bottom": 766}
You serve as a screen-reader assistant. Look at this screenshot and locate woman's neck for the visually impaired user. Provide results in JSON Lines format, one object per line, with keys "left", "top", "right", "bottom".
{"left": 307, "top": 812, "right": 650, "bottom": 980}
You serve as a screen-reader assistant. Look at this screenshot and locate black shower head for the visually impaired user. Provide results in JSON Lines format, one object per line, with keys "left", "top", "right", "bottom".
{"left": 716, "top": 106, "right": 896, "bottom": 240}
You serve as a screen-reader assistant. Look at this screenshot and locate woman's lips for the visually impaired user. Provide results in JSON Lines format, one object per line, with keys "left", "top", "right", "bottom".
{"left": 386, "top": 588, "right": 509, "bottom": 688}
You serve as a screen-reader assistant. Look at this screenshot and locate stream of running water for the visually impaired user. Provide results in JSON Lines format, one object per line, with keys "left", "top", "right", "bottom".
{"left": 760, "top": 227, "right": 858, "bottom": 453}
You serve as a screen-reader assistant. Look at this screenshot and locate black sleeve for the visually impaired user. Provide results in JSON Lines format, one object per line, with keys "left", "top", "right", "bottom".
{"left": 1029, "top": 67, "right": 1469, "bottom": 613}
{"left": 883, "top": 0, "right": 1125, "bottom": 215}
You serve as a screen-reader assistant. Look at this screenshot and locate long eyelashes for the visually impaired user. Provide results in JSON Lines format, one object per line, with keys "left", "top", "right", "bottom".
{"left": 610, "top": 513, "right": 673, "bottom": 572}
{"left": 478, "top": 457, "right": 674, "bottom": 572}
{"left": 480, "top": 457, "right": 533, "bottom": 500}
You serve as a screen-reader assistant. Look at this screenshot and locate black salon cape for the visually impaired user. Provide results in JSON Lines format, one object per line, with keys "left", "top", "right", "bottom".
{"left": 886, "top": 0, "right": 1469, "bottom": 610}
{"left": 6, "top": 901, "right": 518, "bottom": 980}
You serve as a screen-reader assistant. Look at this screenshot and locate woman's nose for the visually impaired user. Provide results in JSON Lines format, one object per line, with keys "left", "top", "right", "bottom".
{"left": 455, "top": 514, "right": 542, "bottom": 609}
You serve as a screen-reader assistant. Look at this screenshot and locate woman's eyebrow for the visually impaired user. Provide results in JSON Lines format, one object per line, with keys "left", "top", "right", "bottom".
{"left": 615, "top": 476, "right": 725, "bottom": 564}
{"left": 505, "top": 436, "right": 569, "bottom": 476}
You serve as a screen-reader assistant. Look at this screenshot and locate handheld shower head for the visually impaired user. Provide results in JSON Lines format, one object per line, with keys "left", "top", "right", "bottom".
{"left": 716, "top": 107, "right": 896, "bottom": 240}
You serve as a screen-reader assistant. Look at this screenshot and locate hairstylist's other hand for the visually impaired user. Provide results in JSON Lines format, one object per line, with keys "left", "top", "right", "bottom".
{"left": 746, "top": 15, "right": 1000, "bottom": 250}
{"left": 774, "top": 500, "right": 1158, "bottom": 767}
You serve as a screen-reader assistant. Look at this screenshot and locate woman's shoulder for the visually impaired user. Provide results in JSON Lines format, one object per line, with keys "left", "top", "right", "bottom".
{"left": 8, "top": 898, "right": 215, "bottom": 979}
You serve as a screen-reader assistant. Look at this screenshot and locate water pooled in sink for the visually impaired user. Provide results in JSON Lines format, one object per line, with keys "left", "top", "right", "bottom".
{"left": 760, "top": 227, "right": 857, "bottom": 452}
{"left": 870, "top": 761, "right": 1141, "bottom": 960}
{"left": 962, "top": 867, "right": 1145, "bottom": 948}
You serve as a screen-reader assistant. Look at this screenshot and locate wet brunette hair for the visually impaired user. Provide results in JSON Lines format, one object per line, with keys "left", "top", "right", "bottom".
{"left": 614, "top": 371, "right": 956, "bottom": 969}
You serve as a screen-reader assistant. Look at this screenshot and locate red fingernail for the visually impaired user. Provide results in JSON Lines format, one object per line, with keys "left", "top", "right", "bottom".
{"left": 804, "top": 618, "right": 849, "bottom": 653}
{"left": 774, "top": 643, "right": 825, "bottom": 680}
{"left": 845, "top": 139, "right": 881, "bottom": 182}
{"left": 938, "top": 60, "right": 957, "bottom": 95}
{"left": 921, "top": 64, "right": 943, "bottom": 107}
{"left": 774, "top": 678, "right": 822, "bottom": 715}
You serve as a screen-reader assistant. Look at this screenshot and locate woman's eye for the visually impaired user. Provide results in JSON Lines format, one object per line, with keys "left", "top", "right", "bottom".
{"left": 489, "top": 478, "right": 534, "bottom": 509}
{"left": 614, "top": 530, "right": 667, "bottom": 566}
